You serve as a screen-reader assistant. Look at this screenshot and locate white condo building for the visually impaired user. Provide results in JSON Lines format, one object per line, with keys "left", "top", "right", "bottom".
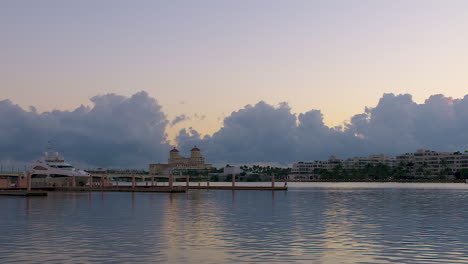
{"left": 342, "top": 154, "right": 396, "bottom": 169}
{"left": 396, "top": 149, "right": 468, "bottom": 176}
{"left": 289, "top": 161, "right": 326, "bottom": 180}
{"left": 289, "top": 154, "right": 395, "bottom": 180}
{"left": 289, "top": 149, "right": 468, "bottom": 180}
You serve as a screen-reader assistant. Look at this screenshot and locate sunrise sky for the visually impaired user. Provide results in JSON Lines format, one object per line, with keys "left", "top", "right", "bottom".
{"left": 3, "top": 1, "right": 468, "bottom": 137}
{"left": 2, "top": 1, "right": 468, "bottom": 167}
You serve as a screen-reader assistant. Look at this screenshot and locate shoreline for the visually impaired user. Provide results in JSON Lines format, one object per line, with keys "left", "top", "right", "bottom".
{"left": 275, "top": 179, "right": 466, "bottom": 183}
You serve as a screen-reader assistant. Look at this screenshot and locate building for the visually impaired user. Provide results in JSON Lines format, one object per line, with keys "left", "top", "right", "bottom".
{"left": 289, "top": 161, "right": 326, "bottom": 180}
{"left": 396, "top": 149, "right": 468, "bottom": 177}
{"left": 324, "top": 155, "right": 342, "bottom": 170}
{"left": 288, "top": 149, "right": 468, "bottom": 180}
{"left": 342, "top": 154, "right": 396, "bottom": 169}
{"left": 289, "top": 155, "right": 352, "bottom": 180}
{"left": 149, "top": 147, "right": 212, "bottom": 175}
{"left": 223, "top": 165, "right": 244, "bottom": 176}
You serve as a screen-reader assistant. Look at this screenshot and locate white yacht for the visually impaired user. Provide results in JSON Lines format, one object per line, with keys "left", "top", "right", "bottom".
{"left": 27, "top": 147, "right": 91, "bottom": 187}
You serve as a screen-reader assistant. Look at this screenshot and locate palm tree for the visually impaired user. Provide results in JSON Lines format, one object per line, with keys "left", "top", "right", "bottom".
{"left": 439, "top": 158, "right": 450, "bottom": 179}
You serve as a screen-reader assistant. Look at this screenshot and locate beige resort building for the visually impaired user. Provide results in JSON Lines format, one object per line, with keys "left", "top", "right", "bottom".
{"left": 149, "top": 147, "right": 212, "bottom": 175}
{"left": 289, "top": 149, "right": 468, "bottom": 180}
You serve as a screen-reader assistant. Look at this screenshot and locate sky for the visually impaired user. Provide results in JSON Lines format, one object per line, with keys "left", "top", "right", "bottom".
{"left": 2, "top": 1, "right": 468, "bottom": 168}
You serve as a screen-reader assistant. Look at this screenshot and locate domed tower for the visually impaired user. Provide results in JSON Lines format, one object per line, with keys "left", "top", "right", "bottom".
{"left": 190, "top": 146, "right": 202, "bottom": 158}
{"left": 190, "top": 146, "right": 205, "bottom": 167}
{"left": 169, "top": 147, "right": 181, "bottom": 164}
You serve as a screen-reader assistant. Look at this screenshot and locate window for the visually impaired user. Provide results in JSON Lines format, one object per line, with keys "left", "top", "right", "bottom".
{"left": 31, "top": 174, "right": 47, "bottom": 178}
{"left": 57, "top": 166, "right": 74, "bottom": 169}
{"left": 50, "top": 174, "right": 68, "bottom": 178}
{"left": 33, "top": 166, "right": 47, "bottom": 170}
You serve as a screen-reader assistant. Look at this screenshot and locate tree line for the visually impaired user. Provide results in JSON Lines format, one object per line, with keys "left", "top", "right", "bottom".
{"left": 314, "top": 162, "right": 468, "bottom": 180}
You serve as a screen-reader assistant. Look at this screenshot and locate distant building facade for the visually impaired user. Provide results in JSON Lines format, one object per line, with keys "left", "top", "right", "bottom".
{"left": 149, "top": 147, "right": 212, "bottom": 175}
{"left": 342, "top": 154, "right": 396, "bottom": 169}
{"left": 289, "top": 154, "right": 396, "bottom": 180}
{"left": 289, "top": 161, "right": 325, "bottom": 180}
{"left": 396, "top": 149, "right": 468, "bottom": 177}
{"left": 223, "top": 165, "right": 244, "bottom": 176}
{"left": 288, "top": 149, "right": 468, "bottom": 180}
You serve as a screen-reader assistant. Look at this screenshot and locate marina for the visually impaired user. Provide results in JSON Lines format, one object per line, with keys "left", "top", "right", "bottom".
{"left": 4, "top": 2, "right": 468, "bottom": 263}
{"left": 0, "top": 146, "right": 288, "bottom": 196}
{"left": 0, "top": 183, "right": 287, "bottom": 194}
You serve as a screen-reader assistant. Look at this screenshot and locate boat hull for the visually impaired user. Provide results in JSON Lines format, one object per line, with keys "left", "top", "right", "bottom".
{"left": 31, "top": 176, "right": 89, "bottom": 187}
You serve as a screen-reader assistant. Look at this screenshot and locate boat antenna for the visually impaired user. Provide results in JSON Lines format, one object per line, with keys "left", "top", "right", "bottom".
{"left": 47, "top": 141, "right": 53, "bottom": 154}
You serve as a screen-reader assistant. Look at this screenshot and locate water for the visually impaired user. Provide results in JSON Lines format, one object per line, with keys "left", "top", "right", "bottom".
{"left": 1, "top": 182, "right": 468, "bottom": 263}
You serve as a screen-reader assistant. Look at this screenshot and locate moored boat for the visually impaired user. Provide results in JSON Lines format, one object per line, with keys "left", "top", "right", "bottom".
{"left": 26, "top": 145, "right": 90, "bottom": 187}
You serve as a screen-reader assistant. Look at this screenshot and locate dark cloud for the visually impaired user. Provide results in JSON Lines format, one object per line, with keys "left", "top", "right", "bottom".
{"left": 175, "top": 101, "right": 363, "bottom": 165}
{"left": 0, "top": 91, "right": 170, "bottom": 168}
{"left": 177, "top": 93, "right": 468, "bottom": 165}
{"left": 345, "top": 93, "right": 468, "bottom": 153}
{"left": 3, "top": 92, "right": 468, "bottom": 168}
{"left": 170, "top": 114, "right": 190, "bottom": 126}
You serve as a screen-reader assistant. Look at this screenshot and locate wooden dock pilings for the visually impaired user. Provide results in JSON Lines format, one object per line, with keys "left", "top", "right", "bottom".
{"left": 1, "top": 172, "right": 288, "bottom": 195}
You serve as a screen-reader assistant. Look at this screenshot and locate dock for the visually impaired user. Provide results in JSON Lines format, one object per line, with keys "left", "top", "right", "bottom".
{"left": 187, "top": 186, "right": 287, "bottom": 191}
{"left": 1, "top": 185, "right": 288, "bottom": 194}
{"left": 52, "top": 186, "right": 286, "bottom": 192}
{"left": 52, "top": 186, "right": 186, "bottom": 193}
{"left": 0, "top": 190, "right": 48, "bottom": 196}
{"left": 1, "top": 170, "right": 288, "bottom": 196}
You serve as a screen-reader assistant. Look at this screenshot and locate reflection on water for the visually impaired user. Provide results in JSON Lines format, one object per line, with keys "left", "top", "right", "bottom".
{"left": 1, "top": 183, "right": 468, "bottom": 263}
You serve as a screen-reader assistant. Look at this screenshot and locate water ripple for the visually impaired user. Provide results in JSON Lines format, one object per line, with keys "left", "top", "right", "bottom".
{"left": 1, "top": 184, "right": 468, "bottom": 263}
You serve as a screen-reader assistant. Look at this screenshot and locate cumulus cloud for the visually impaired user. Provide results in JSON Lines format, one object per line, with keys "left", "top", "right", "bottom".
{"left": 177, "top": 93, "right": 468, "bottom": 165}
{"left": 346, "top": 93, "right": 468, "bottom": 153}
{"left": 170, "top": 114, "right": 190, "bottom": 126}
{"left": 0, "top": 91, "right": 170, "bottom": 168}
{"left": 175, "top": 101, "right": 363, "bottom": 165}
{"left": 3, "top": 91, "right": 468, "bottom": 168}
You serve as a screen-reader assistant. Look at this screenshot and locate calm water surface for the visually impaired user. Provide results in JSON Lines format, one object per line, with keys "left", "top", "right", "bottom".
{"left": 1, "top": 182, "right": 468, "bottom": 264}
